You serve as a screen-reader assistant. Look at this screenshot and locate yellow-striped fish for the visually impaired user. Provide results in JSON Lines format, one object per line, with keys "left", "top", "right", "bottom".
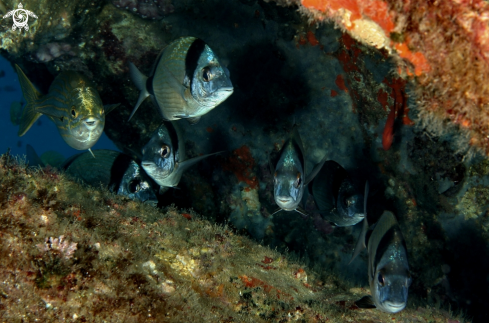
{"left": 128, "top": 36, "right": 233, "bottom": 125}
{"left": 13, "top": 65, "right": 119, "bottom": 152}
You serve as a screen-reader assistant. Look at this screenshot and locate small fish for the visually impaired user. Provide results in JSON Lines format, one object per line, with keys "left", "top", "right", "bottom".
{"left": 351, "top": 207, "right": 412, "bottom": 313}
{"left": 14, "top": 64, "right": 119, "bottom": 152}
{"left": 309, "top": 160, "right": 365, "bottom": 226}
{"left": 141, "top": 121, "right": 221, "bottom": 192}
{"left": 128, "top": 36, "right": 233, "bottom": 125}
{"left": 271, "top": 126, "right": 325, "bottom": 215}
{"left": 63, "top": 149, "right": 158, "bottom": 205}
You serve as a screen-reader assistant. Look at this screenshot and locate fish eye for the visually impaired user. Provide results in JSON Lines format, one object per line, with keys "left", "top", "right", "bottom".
{"left": 294, "top": 173, "right": 302, "bottom": 188}
{"left": 71, "top": 106, "right": 77, "bottom": 118}
{"left": 128, "top": 179, "right": 141, "bottom": 193}
{"left": 202, "top": 67, "right": 213, "bottom": 82}
{"left": 160, "top": 145, "right": 171, "bottom": 158}
{"left": 378, "top": 273, "right": 385, "bottom": 286}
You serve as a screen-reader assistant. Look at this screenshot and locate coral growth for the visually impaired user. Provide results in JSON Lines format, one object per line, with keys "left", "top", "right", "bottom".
{"left": 0, "top": 153, "right": 462, "bottom": 322}
{"left": 285, "top": 0, "right": 489, "bottom": 155}
{"left": 112, "top": 0, "right": 174, "bottom": 19}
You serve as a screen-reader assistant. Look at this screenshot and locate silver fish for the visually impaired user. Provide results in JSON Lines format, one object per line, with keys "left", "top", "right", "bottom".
{"left": 14, "top": 65, "right": 119, "bottom": 152}
{"left": 310, "top": 160, "right": 365, "bottom": 226}
{"left": 128, "top": 36, "right": 233, "bottom": 125}
{"left": 271, "top": 127, "right": 325, "bottom": 215}
{"left": 141, "top": 121, "right": 220, "bottom": 192}
{"left": 63, "top": 149, "right": 158, "bottom": 205}
{"left": 351, "top": 205, "right": 411, "bottom": 313}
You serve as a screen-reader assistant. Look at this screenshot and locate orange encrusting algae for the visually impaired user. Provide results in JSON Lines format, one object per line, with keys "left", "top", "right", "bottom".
{"left": 298, "top": 0, "right": 489, "bottom": 155}
{"left": 222, "top": 145, "right": 259, "bottom": 189}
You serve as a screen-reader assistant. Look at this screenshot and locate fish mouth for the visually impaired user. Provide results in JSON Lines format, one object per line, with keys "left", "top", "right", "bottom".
{"left": 83, "top": 117, "right": 100, "bottom": 130}
{"left": 384, "top": 302, "right": 405, "bottom": 312}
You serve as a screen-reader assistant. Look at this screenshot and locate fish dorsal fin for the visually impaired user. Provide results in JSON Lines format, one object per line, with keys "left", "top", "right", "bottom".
{"left": 128, "top": 62, "right": 149, "bottom": 121}
{"left": 104, "top": 103, "right": 120, "bottom": 115}
{"left": 305, "top": 155, "right": 327, "bottom": 185}
{"left": 355, "top": 295, "right": 376, "bottom": 309}
{"left": 349, "top": 181, "right": 369, "bottom": 265}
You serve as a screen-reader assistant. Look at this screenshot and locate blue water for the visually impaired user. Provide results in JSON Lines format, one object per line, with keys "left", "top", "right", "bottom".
{"left": 0, "top": 55, "right": 118, "bottom": 160}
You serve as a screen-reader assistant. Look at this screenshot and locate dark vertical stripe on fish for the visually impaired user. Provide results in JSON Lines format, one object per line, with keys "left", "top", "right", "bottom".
{"left": 372, "top": 225, "right": 402, "bottom": 271}
{"left": 146, "top": 75, "right": 155, "bottom": 96}
{"left": 165, "top": 121, "right": 179, "bottom": 158}
{"left": 108, "top": 153, "right": 134, "bottom": 193}
{"left": 185, "top": 38, "right": 206, "bottom": 89}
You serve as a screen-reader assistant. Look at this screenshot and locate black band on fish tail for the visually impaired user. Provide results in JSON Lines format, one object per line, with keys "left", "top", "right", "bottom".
{"left": 108, "top": 154, "right": 133, "bottom": 193}
{"left": 146, "top": 75, "right": 155, "bottom": 96}
{"left": 185, "top": 38, "right": 206, "bottom": 89}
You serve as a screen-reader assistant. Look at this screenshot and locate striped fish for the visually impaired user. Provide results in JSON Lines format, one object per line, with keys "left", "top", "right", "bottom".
{"left": 13, "top": 65, "right": 119, "bottom": 153}
{"left": 141, "top": 121, "right": 221, "bottom": 193}
{"left": 271, "top": 126, "right": 326, "bottom": 216}
{"left": 351, "top": 209, "right": 412, "bottom": 313}
{"left": 309, "top": 160, "right": 365, "bottom": 226}
{"left": 128, "top": 36, "right": 233, "bottom": 125}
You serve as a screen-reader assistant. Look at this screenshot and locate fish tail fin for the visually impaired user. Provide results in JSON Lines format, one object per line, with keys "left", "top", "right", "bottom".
{"left": 128, "top": 62, "right": 149, "bottom": 121}
{"left": 15, "top": 65, "right": 42, "bottom": 136}
{"left": 348, "top": 181, "right": 369, "bottom": 265}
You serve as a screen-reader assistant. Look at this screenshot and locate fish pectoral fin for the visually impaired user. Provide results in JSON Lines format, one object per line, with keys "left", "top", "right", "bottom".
{"left": 174, "top": 114, "right": 189, "bottom": 119}
{"left": 88, "top": 149, "right": 96, "bottom": 158}
{"left": 187, "top": 116, "right": 201, "bottom": 125}
{"left": 295, "top": 206, "right": 309, "bottom": 217}
{"left": 179, "top": 151, "right": 223, "bottom": 173}
{"left": 104, "top": 103, "right": 121, "bottom": 115}
{"left": 355, "top": 296, "right": 376, "bottom": 309}
{"left": 305, "top": 155, "right": 328, "bottom": 185}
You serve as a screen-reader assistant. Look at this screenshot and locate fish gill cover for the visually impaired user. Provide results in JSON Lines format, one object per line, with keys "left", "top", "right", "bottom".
{"left": 0, "top": 0, "right": 488, "bottom": 321}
